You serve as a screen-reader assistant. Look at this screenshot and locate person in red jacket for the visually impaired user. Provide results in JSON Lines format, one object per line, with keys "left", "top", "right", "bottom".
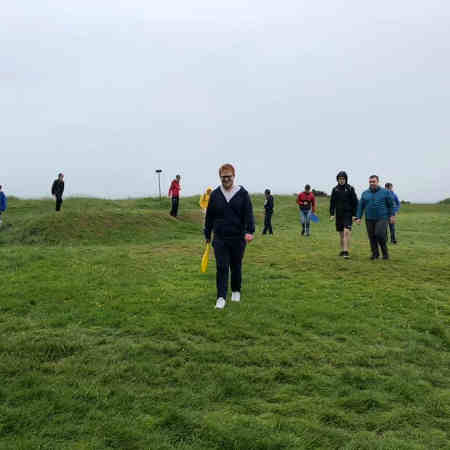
{"left": 168, "top": 175, "right": 181, "bottom": 217}
{"left": 296, "top": 184, "right": 316, "bottom": 236}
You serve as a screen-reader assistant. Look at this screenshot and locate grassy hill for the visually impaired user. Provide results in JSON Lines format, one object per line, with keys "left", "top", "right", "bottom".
{"left": 0, "top": 196, "right": 449, "bottom": 449}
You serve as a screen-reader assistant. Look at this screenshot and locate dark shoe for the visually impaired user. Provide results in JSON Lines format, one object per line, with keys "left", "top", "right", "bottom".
{"left": 339, "top": 251, "right": 345, "bottom": 257}
{"left": 382, "top": 254, "right": 389, "bottom": 260}
{"left": 370, "top": 254, "right": 379, "bottom": 260}
{"left": 301, "top": 231, "right": 305, "bottom": 236}
{"left": 343, "top": 251, "right": 350, "bottom": 259}
{"left": 391, "top": 240, "right": 397, "bottom": 244}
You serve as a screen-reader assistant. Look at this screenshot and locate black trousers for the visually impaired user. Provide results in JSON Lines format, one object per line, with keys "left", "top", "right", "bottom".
{"left": 55, "top": 196, "right": 63, "bottom": 211}
{"left": 366, "top": 219, "right": 388, "bottom": 257}
{"left": 263, "top": 212, "right": 273, "bottom": 234}
{"left": 388, "top": 223, "right": 397, "bottom": 242}
{"left": 170, "top": 196, "right": 179, "bottom": 217}
{"left": 213, "top": 238, "right": 246, "bottom": 299}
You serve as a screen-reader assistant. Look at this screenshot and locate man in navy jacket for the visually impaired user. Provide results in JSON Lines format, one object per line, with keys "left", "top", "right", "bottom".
{"left": 385, "top": 182, "right": 400, "bottom": 244}
{"left": 51, "top": 173, "right": 65, "bottom": 211}
{"left": 0, "top": 185, "right": 7, "bottom": 226}
{"left": 204, "top": 164, "right": 255, "bottom": 309}
{"left": 356, "top": 175, "right": 395, "bottom": 260}
{"left": 263, "top": 189, "right": 274, "bottom": 235}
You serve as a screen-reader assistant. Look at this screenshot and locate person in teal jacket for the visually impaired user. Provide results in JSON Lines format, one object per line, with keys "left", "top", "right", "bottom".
{"left": 356, "top": 175, "right": 395, "bottom": 260}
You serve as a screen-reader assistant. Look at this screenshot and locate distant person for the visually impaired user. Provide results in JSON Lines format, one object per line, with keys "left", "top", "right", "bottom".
{"left": 168, "top": 175, "right": 181, "bottom": 218}
{"left": 262, "top": 189, "right": 274, "bottom": 235}
{"left": 330, "top": 171, "right": 358, "bottom": 258}
{"left": 296, "top": 184, "right": 316, "bottom": 236}
{"left": 199, "top": 187, "right": 213, "bottom": 214}
{"left": 0, "top": 185, "right": 7, "bottom": 227}
{"left": 385, "top": 183, "right": 400, "bottom": 244}
{"left": 204, "top": 163, "right": 255, "bottom": 309}
{"left": 356, "top": 175, "right": 395, "bottom": 260}
{"left": 51, "top": 173, "right": 65, "bottom": 212}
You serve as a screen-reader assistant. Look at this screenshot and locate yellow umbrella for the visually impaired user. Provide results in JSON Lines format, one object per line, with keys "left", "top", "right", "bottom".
{"left": 201, "top": 243, "right": 211, "bottom": 273}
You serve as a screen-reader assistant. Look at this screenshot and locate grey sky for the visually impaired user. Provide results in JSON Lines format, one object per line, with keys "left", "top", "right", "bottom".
{"left": 2, "top": 0, "right": 449, "bottom": 202}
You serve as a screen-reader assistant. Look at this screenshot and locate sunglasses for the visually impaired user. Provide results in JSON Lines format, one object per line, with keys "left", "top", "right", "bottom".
{"left": 220, "top": 175, "right": 233, "bottom": 180}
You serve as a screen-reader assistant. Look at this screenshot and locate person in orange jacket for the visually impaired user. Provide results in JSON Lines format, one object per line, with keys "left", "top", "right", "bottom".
{"left": 296, "top": 184, "right": 316, "bottom": 236}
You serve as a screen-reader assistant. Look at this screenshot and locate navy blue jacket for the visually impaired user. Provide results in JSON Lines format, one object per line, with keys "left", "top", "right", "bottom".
{"left": 357, "top": 187, "right": 394, "bottom": 220}
{"left": 204, "top": 187, "right": 255, "bottom": 240}
{"left": 0, "top": 192, "right": 7, "bottom": 212}
{"left": 388, "top": 190, "right": 400, "bottom": 215}
{"left": 51, "top": 180, "right": 64, "bottom": 197}
{"left": 264, "top": 195, "right": 274, "bottom": 214}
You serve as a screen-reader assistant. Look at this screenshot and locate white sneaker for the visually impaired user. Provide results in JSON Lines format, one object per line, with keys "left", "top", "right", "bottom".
{"left": 215, "top": 297, "right": 226, "bottom": 309}
{"left": 231, "top": 292, "right": 241, "bottom": 302}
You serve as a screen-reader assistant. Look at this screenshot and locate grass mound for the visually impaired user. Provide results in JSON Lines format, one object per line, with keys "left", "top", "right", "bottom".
{"left": 1, "top": 197, "right": 203, "bottom": 246}
{"left": 17, "top": 210, "right": 201, "bottom": 246}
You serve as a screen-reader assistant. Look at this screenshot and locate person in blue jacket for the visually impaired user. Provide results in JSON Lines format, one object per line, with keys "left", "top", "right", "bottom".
{"left": 0, "top": 185, "right": 7, "bottom": 227}
{"left": 385, "top": 182, "right": 400, "bottom": 244}
{"left": 356, "top": 175, "right": 395, "bottom": 260}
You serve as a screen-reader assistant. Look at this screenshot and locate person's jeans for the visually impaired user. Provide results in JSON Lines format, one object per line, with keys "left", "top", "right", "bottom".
{"left": 300, "top": 209, "right": 311, "bottom": 234}
{"left": 170, "top": 196, "right": 179, "bottom": 217}
{"left": 388, "top": 222, "right": 397, "bottom": 242}
{"left": 263, "top": 212, "right": 273, "bottom": 234}
{"left": 212, "top": 238, "right": 246, "bottom": 299}
{"left": 366, "top": 219, "right": 388, "bottom": 257}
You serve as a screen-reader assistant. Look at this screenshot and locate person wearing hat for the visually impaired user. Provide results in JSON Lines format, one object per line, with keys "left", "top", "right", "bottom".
{"left": 51, "top": 173, "right": 65, "bottom": 212}
{"left": 262, "top": 189, "right": 274, "bottom": 235}
{"left": 0, "top": 185, "right": 7, "bottom": 227}
{"left": 330, "top": 171, "right": 359, "bottom": 258}
{"left": 296, "top": 184, "right": 316, "bottom": 236}
{"left": 199, "top": 187, "right": 213, "bottom": 214}
{"left": 204, "top": 163, "right": 255, "bottom": 309}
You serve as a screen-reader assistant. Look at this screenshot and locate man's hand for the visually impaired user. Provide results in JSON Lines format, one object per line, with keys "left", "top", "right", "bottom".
{"left": 244, "top": 233, "right": 254, "bottom": 243}
{"left": 352, "top": 216, "right": 357, "bottom": 222}
{"left": 330, "top": 215, "right": 334, "bottom": 221}
{"left": 355, "top": 218, "right": 361, "bottom": 225}
{"left": 390, "top": 216, "right": 396, "bottom": 224}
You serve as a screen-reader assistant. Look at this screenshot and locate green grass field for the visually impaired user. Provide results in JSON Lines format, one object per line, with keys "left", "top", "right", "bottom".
{"left": 0, "top": 195, "right": 449, "bottom": 450}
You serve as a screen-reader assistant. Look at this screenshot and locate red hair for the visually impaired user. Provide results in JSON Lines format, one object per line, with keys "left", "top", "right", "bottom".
{"left": 219, "top": 164, "right": 235, "bottom": 176}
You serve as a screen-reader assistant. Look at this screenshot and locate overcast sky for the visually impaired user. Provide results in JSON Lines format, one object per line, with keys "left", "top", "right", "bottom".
{"left": 1, "top": 0, "right": 449, "bottom": 202}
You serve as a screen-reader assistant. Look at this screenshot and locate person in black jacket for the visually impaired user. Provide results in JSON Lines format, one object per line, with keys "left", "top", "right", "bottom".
{"left": 204, "top": 164, "right": 255, "bottom": 309}
{"left": 262, "top": 189, "right": 274, "bottom": 235}
{"left": 51, "top": 173, "right": 65, "bottom": 211}
{"left": 330, "top": 171, "right": 358, "bottom": 258}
